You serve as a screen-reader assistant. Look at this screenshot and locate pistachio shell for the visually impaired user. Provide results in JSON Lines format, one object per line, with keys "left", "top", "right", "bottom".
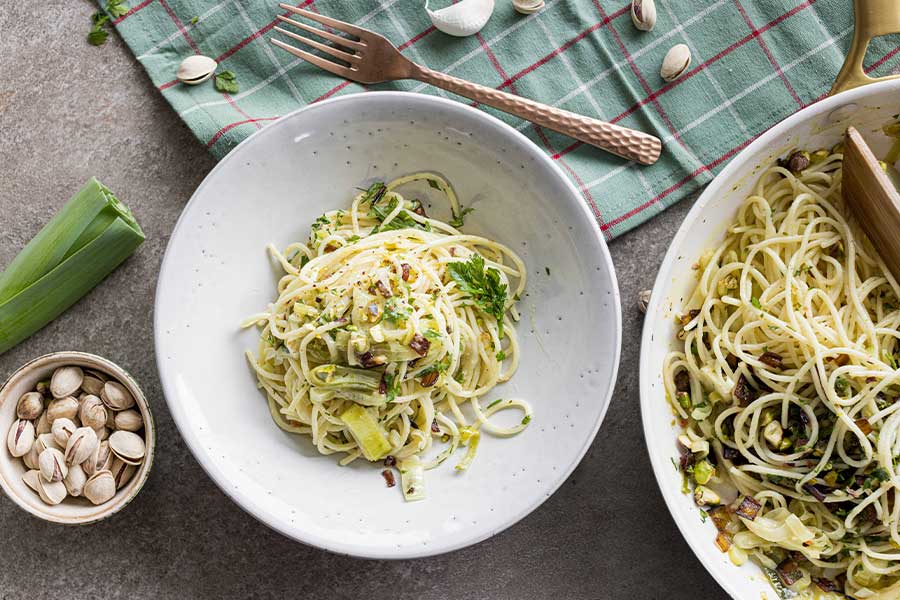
{"left": 84, "top": 369, "right": 108, "bottom": 382}
{"left": 34, "top": 433, "right": 59, "bottom": 454}
{"left": 110, "top": 457, "right": 137, "bottom": 489}
{"left": 22, "top": 443, "right": 41, "bottom": 470}
{"left": 661, "top": 43, "right": 691, "bottom": 82}
{"left": 65, "top": 427, "right": 99, "bottom": 466}
{"left": 22, "top": 469, "right": 42, "bottom": 493}
{"left": 50, "top": 366, "right": 83, "bottom": 399}
{"left": 631, "top": 0, "right": 656, "bottom": 31}
{"left": 512, "top": 0, "right": 544, "bottom": 14}
{"left": 101, "top": 381, "right": 135, "bottom": 411}
{"left": 114, "top": 410, "right": 143, "bottom": 432}
{"left": 83, "top": 470, "right": 116, "bottom": 505}
{"left": 109, "top": 430, "right": 145, "bottom": 464}
{"left": 16, "top": 392, "right": 44, "bottom": 420}
{"left": 51, "top": 417, "right": 77, "bottom": 447}
{"left": 94, "top": 426, "right": 109, "bottom": 442}
{"left": 79, "top": 395, "right": 108, "bottom": 430}
{"left": 64, "top": 463, "right": 87, "bottom": 497}
{"left": 7, "top": 419, "right": 35, "bottom": 457}
{"left": 35, "top": 412, "right": 50, "bottom": 436}
{"left": 177, "top": 54, "right": 218, "bottom": 85}
{"left": 38, "top": 448, "right": 68, "bottom": 483}
{"left": 47, "top": 397, "right": 79, "bottom": 424}
{"left": 81, "top": 375, "right": 105, "bottom": 396}
{"left": 37, "top": 478, "right": 67, "bottom": 505}
{"left": 82, "top": 441, "right": 111, "bottom": 477}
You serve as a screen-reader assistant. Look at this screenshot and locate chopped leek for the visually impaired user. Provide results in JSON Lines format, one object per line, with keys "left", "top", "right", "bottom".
{"left": 455, "top": 426, "right": 480, "bottom": 471}
{"left": 398, "top": 456, "right": 425, "bottom": 501}
{"left": 339, "top": 404, "right": 391, "bottom": 461}
{"left": 310, "top": 364, "right": 382, "bottom": 391}
{"left": 0, "top": 178, "right": 144, "bottom": 354}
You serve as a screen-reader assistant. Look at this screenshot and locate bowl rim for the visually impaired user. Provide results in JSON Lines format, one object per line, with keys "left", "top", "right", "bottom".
{"left": 0, "top": 351, "right": 155, "bottom": 525}
{"left": 639, "top": 78, "right": 900, "bottom": 597}
{"left": 154, "top": 90, "right": 622, "bottom": 559}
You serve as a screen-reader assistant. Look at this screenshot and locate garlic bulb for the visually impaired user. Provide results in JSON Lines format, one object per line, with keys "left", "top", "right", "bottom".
{"left": 426, "top": 0, "right": 494, "bottom": 37}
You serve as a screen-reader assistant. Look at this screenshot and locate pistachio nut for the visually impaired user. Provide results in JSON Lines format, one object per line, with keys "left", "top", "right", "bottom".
{"left": 109, "top": 430, "right": 145, "bottom": 465}
{"left": 22, "top": 443, "right": 41, "bottom": 470}
{"left": 7, "top": 419, "right": 35, "bottom": 457}
{"left": 65, "top": 427, "right": 99, "bottom": 466}
{"left": 16, "top": 392, "right": 44, "bottom": 420}
{"left": 51, "top": 417, "right": 77, "bottom": 447}
{"left": 661, "top": 43, "right": 691, "bottom": 82}
{"left": 82, "top": 441, "right": 112, "bottom": 477}
{"left": 34, "top": 433, "right": 59, "bottom": 454}
{"left": 38, "top": 447, "right": 68, "bottom": 483}
{"left": 35, "top": 412, "right": 51, "bottom": 436}
{"left": 83, "top": 470, "right": 116, "bottom": 505}
{"left": 631, "top": 0, "right": 656, "bottom": 31}
{"left": 84, "top": 368, "right": 108, "bottom": 382}
{"left": 101, "top": 381, "right": 135, "bottom": 411}
{"left": 81, "top": 375, "right": 105, "bottom": 396}
{"left": 37, "top": 478, "right": 67, "bottom": 505}
{"left": 94, "top": 426, "right": 110, "bottom": 442}
{"left": 177, "top": 54, "right": 218, "bottom": 85}
{"left": 64, "top": 463, "right": 87, "bottom": 497}
{"left": 79, "top": 395, "right": 108, "bottom": 430}
{"left": 22, "top": 469, "right": 42, "bottom": 493}
{"left": 47, "top": 396, "right": 79, "bottom": 424}
{"left": 114, "top": 409, "right": 143, "bottom": 432}
{"left": 638, "top": 289, "right": 651, "bottom": 314}
{"left": 50, "top": 366, "right": 83, "bottom": 399}
{"left": 110, "top": 457, "right": 137, "bottom": 489}
{"left": 512, "top": 0, "right": 544, "bottom": 14}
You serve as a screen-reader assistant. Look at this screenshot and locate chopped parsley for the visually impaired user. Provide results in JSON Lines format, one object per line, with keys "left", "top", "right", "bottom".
{"left": 447, "top": 253, "right": 508, "bottom": 337}
{"left": 371, "top": 197, "right": 430, "bottom": 233}
{"left": 486, "top": 398, "right": 504, "bottom": 410}
{"left": 310, "top": 214, "right": 330, "bottom": 232}
{"left": 751, "top": 297, "right": 762, "bottom": 310}
{"left": 835, "top": 376, "right": 850, "bottom": 395}
{"left": 545, "top": 267, "right": 551, "bottom": 276}
{"left": 423, "top": 329, "right": 442, "bottom": 339}
{"left": 521, "top": 415, "right": 532, "bottom": 425}
{"left": 190, "top": 15, "right": 199, "bottom": 25}
{"left": 88, "top": 12, "right": 110, "bottom": 45}
{"left": 214, "top": 70, "right": 239, "bottom": 94}
{"left": 382, "top": 298, "right": 409, "bottom": 324}
{"left": 449, "top": 206, "right": 474, "bottom": 228}
{"left": 495, "top": 350, "right": 506, "bottom": 361}
{"left": 382, "top": 373, "right": 401, "bottom": 402}
{"left": 106, "top": 0, "right": 129, "bottom": 17}
{"left": 427, "top": 179, "right": 442, "bottom": 190}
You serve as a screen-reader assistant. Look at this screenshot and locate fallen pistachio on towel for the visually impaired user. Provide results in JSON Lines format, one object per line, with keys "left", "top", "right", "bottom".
{"left": 631, "top": 0, "right": 656, "bottom": 32}
{"left": 178, "top": 55, "right": 218, "bottom": 86}
{"left": 661, "top": 44, "right": 691, "bottom": 82}
{"left": 7, "top": 365, "right": 147, "bottom": 506}
{"left": 513, "top": 0, "right": 545, "bottom": 15}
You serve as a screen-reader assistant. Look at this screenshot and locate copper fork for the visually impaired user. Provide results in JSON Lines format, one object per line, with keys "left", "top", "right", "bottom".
{"left": 271, "top": 4, "right": 662, "bottom": 165}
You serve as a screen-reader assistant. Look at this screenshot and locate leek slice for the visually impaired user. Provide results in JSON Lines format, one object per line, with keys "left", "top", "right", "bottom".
{"left": 339, "top": 404, "right": 391, "bottom": 461}
{"left": 399, "top": 456, "right": 425, "bottom": 501}
{"left": 455, "top": 426, "right": 480, "bottom": 471}
{"left": 0, "top": 179, "right": 144, "bottom": 354}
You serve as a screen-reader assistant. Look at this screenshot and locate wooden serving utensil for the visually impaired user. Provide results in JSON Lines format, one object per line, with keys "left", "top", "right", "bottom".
{"left": 842, "top": 126, "right": 900, "bottom": 283}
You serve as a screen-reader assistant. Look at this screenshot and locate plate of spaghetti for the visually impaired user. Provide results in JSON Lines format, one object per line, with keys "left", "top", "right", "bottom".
{"left": 155, "top": 92, "right": 620, "bottom": 558}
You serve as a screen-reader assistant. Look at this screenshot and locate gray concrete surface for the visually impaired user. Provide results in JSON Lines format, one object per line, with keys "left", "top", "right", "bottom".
{"left": 0, "top": 2, "right": 726, "bottom": 598}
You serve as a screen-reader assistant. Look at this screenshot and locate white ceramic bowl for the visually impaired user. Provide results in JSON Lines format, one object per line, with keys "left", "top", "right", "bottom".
{"left": 0, "top": 352, "right": 155, "bottom": 524}
{"left": 640, "top": 79, "right": 900, "bottom": 597}
{"left": 155, "top": 91, "right": 621, "bottom": 558}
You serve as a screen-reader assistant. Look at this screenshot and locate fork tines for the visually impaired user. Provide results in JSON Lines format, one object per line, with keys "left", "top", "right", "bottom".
{"left": 271, "top": 4, "right": 365, "bottom": 79}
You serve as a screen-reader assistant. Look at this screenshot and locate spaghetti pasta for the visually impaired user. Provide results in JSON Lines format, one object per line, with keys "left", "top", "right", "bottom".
{"left": 243, "top": 173, "right": 532, "bottom": 501}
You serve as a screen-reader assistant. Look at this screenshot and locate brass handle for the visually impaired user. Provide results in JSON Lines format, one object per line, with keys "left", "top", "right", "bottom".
{"left": 830, "top": 0, "right": 900, "bottom": 95}
{"left": 413, "top": 66, "right": 662, "bottom": 165}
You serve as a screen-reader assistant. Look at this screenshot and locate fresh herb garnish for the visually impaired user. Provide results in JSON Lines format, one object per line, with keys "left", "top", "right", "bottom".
{"left": 88, "top": 12, "right": 110, "bottom": 45}
{"left": 545, "top": 267, "right": 551, "bottom": 276}
{"left": 371, "top": 197, "right": 430, "bottom": 233}
{"left": 190, "top": 15, "right": 199, "bottom": 25}
{"left": 835, "top": 376, "right": 849, "bottom": 395}
{"left": 214, "top": 70, "right": 239, "bottom": 94}
{"left": 751, "top": 297, "right": 762, "bottom": 310}
{"left": 495, "top": 350, "right": 506, "bottom": 361}
{"left": 486, "top": 398, "right": 504, "bottom": 410}
{"left": 447, "top": 253, "right": 508, "bottom": 337}
{"left": 382, "top": 372, "right": 401, "bottom": 402}
{"left": 449, "top": 206, "right": 474, "bottom": 228}
{"left": 521, "top": 415, "right": 532, "bottom": 425}
{"left": 383, "top": 298, "right": 409, "bottom": 324}
{"left": 427, "top": 179, "right": 442, "bottom": 190}
{"left": 423, "top": 329, "right": 442, "bottom": 339}
{"left": 106, "top": 0, "right": 129, "bottom": 18}
{"left": 310, "top": 214, "right": 330, "bottom": 232}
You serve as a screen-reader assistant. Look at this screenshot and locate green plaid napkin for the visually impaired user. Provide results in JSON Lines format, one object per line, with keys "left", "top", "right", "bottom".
{"left": 106, "top": 0, "right": 899, "bottom": 239}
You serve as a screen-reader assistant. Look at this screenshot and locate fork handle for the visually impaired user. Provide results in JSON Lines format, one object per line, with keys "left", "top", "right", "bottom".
{"left": 412, "top": 66, "right": 662, "bottom": 165}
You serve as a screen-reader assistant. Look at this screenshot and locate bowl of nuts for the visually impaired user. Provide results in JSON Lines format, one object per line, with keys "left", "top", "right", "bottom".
{"left": 0, "top": 351, "right": 154, "bottom": 524}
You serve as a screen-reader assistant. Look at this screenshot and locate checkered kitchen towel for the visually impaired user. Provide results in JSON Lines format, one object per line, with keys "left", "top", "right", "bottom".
{"left": 105, "top": 0, "right": 900, "bottom": 239}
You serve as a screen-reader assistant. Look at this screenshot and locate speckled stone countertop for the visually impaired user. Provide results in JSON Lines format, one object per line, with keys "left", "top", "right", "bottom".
{"left": 0, "top": 2, "right": 727, "bottom": 598}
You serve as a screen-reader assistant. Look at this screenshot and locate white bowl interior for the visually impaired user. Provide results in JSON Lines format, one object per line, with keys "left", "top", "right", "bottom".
{"left": 641, "top": 80, "right": 900, "bottom": 598}
{"left": 155, "top": 92, "right": 621, "bottom": 558}
{"left": 0, "top": 352, "right": 155, "bottom": 524}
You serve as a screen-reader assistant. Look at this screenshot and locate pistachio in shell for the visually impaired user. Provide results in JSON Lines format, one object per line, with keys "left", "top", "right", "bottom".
{"left": 37, "top": 478, "right": 67, "bottom": 505}
{"left": 110, "top": 457, "right": 137, "bottom": 489}
{"left": 81, "top": 375, "right": 105, "bottom": 396}
{"left": 177, "top": 54, "right": 218, "bottom": 85}
{"left": 101, "top": 381, "right": 135, "bottom": 411}
{"left": 660, "top": 43, "right": 691, "bottom": 82}
{"left": 22, "top": 469, "right": 42, "bottom": 493}
{"left": 38, "top": 448, "right": 68, "bottom": 483}
{"left": 50, "top": 366, "right": 83, "bottom": 399}
{"left": 79, "top": 395, "right": 108, "bottom": 430}
{"left": 64, "top": 463, "right": 87, "bottom": 497}
{"left": 114, "top": 409, "right": 143, "bottom": 432}
{"left": 51, "top": 417, "right": 77, "bottom": 447}
{"left": 16, "top": 392, "right": 44, "bottom": 420}
{"left": 22, "top": 443, "right": 41, "bottom": 470}
{"left": 46, "top": 397, "right": 79, "bottom": 424}
{"left": 34, "top": 433, "right": 59, "bottom": 454}
{"left": 7, "top": 419, "right": 35, "bottom": 457}
{"left": 65, "top": 427, "right": 99, "bottom": 466}
{"left": 83, "top": 470, "right": 116, "bottom": 505}
{"left": 108, "top": 430, "right": 145, "bottom": 465}
{"left": 82, "top": 441, "right": 112, "bottom": 477}
{"left": 35, "top": 412, "right": 51, "bottom": 436}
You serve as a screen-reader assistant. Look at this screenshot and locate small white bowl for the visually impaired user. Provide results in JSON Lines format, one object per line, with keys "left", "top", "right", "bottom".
{"left": 155, "top": 91, "right": 622, "bottom": 558}
{"left": 0, "top": 351, "right": 155, "bottom": 524}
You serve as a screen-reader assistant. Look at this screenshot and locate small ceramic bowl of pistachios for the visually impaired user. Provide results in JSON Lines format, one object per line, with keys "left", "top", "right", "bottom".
{"left": 0, "top": 351, "right": 154, "bottom": 524}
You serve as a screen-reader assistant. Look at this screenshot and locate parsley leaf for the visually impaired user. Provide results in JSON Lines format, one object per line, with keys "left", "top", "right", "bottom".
{"left": 383, "top": 298, "right": 409, "bottom": 324}
{"left": 447, "top": 253, "right": 508, "bottom": 337}
{"left": 751, "top": 297, "right": 762, "bottom": 310}
{"left": 521, "top": 415, "right": 532, "bottom": 425}
{"left": 423, "top": 329, "right": 442, "bottom": 339}
{"left": 87, "top": 26, "right": 109, "bottom": 46}
{"left": 383, "top": 372, "right": 401, "bottom": 402}
{"left": 106, "top": 0, "right": 129, "bottom": 18}
{"left": 427, "top": 179, "right": 442, "bottom": 190}
{"left": 190, "top": 15, "right": 199, "bottom": 25}
{"left": 495, "top": 350, "right": 506, "bottom": 361}
{"left": 214, "top": 70, "right": 239, "bottom": 94}
{"left": 486, "top": 398, "right": 504, "bottom": 410}
{"left": 449, "top": 206, "right": 474, "bottom": 228}
{"left": 835, "top": 376, "right": 849, "bottom": 395}
{"left": 370, "top": 196, "right": 430, "bottom": 233}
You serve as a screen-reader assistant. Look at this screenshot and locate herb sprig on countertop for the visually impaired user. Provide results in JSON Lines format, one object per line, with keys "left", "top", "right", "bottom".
{"left": 447, "top": 253, "right": 508, "bottom": 337}
{"left": 87, "top": 0, "right": 129, "bottom": 46}
{"left": 214, "top": 71, "right": 239, "bottom": 94}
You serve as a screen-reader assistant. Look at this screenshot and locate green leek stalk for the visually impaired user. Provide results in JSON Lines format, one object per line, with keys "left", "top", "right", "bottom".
{"left": 0, "top": 178, "right": 144, "bottom": 354}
